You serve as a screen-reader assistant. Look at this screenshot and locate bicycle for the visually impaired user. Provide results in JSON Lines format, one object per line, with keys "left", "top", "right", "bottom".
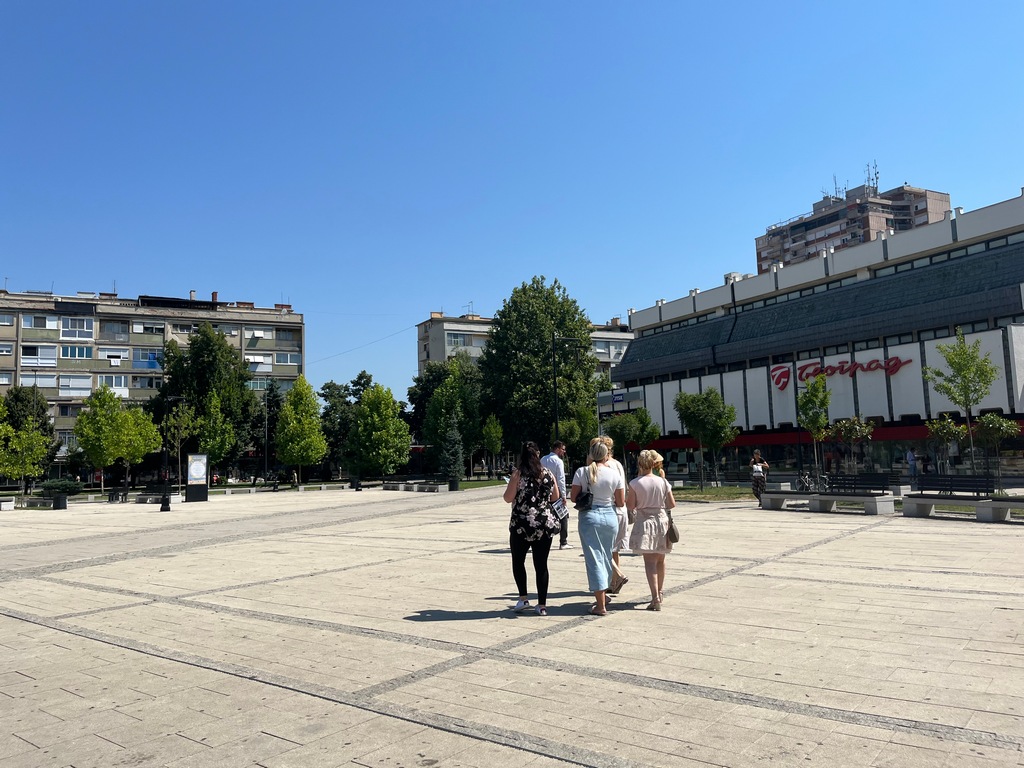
{"left": 797, "top": 470, "right": 831, "bottom": 492}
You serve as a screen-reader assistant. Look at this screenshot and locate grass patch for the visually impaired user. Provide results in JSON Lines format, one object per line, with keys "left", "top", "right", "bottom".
{"left": 673, "top": 485, "right": 755, "bottom": 503}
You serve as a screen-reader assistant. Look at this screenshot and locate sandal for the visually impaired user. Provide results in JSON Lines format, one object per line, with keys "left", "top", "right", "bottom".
{"left": 513, "top": 599, "right": 531, "bottom": 612}
{"left": 589, "top": 605, "right": 607, "bottom": 616}
{"left": 646, "top": 600, "right": 662, "bottom": 611}
{"left": 535, "top": 606, "right": 547, "bottom": 616}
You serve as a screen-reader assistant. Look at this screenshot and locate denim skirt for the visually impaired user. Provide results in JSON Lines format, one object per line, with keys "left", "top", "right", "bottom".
{"left": 577, "top": 504, "right": 618, "bottom": 592}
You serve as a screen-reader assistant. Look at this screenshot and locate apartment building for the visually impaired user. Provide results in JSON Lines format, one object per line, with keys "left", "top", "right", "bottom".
{"left": 755, "top": 183, "right": 950, "bottom": 273}
{"left": 0, "top": 290, "right": 304, "bottom": 451}
{"left": 417, "top": 312, "right": 634, "bottom": 377}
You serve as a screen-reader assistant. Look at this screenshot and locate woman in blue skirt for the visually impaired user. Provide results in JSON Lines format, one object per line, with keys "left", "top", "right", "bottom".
{"left": 570, "top": 440, "right": 625, "bottom": 616}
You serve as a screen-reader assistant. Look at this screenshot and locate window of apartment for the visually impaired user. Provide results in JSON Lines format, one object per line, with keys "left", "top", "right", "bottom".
{"left": 211, "top": 324, "right": 239, "bottom": 337}
{"left": 22, "top": 315, "right": 57, "bottom": 330}
{"left": 57, "top": 430, "right": 78, "bottom": 451}
{"left": 59, "top": 374, "right": 92, "bottom": 397}
{"left": 244, "top": 327, "right": 274, "bottom": 339}
{"left": 101, "top": 319, "right": 129, "bottom": 334}
{"left": 59, "top": 404, "right": 83, "bottom": 417}
{"left": 98, "top": 347, "right": 130, "bottom": 360}
{"left": 20, "top": 372, "right": 57, "bottom": 387}
{"left": 132, "top": 348, "right": 162, "bottom": 368}
{"left": 961, "top": 320, "right": 990, "bottom": 333}
{"left": 446, "top": 332, "right": 469, "bottom": 348}
{"left": 21, "top": 345, "right": 58, "bottom": 366}
{"left": 247, "top": 377, "right": 269, "bottom": 391}
{"left": 131, "top": 375, "right": 162, "bottom": 389}
{"left": 0, "top": 372, "right": 11, "bottom": 385}
{"left": 132, "top": 321, "right": 165, "bottom": 334}
{"left": 245, "top": 354, "right": 272, "bottom": 372}
{"left": 823, "top": 344, "right": 849, "bottom": 355}
{"left": 0, "top": 314, "right": 13, "bottom": 326}
{"left": 277, "top": 329, "right": 297, "bottom": 341}
{"left": 884, "top": 333, "right": 914, "bottom": 346}
{"left": 275, "top": 352, "right": 301, "bottom": 365}
{"left": 796, "top": 349, "right": 819, "bottom": 361}
{"left": 0, "top": 343, "right": 11, "bottom": 356}
{"left": 172, "top": 323, "right": 199, "bottom": 334}
{"left": 97, "top": 374, "right": 128, "bottom": 389}
{"left": 60, "top": 317, "right": 94, "bottom": 339}
{"left": 60, "top": 345, "right": 93, "bottom": 359}
{"left": 997, "top": 314, "right": 1024, "bottom": 327}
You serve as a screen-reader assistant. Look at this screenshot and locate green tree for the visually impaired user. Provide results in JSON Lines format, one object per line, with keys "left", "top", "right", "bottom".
{"left": 482, "top": 413, "right": 503, "bottom": 475}
{"left": 320, "top": 371, "right": 377, "bottom": 476}
{"left": 162, "top": 402, "right": 198, "bottom": 491}
{"left": 74, "top": 386, "right": 124, "bottom": 493}
{"left": 75, "top": 386, "right": 161, "bottom": 494}
{"left": 276, "top": 375, "right": 328, "bottom": 483}
{"left": 197, "top": 391, "right": 236, "bottom": 480}
{"left": 259, "top": 379, "right": 285, "bottom": 474}
{"left": 346, "top": 384, "right": 412, "bottom": 479}
{"left": 829, "top": 417, "right": 874, "bottom": 474}
{"left": 438, "top": 414, "right": 464, "bottom": 484}
{"left": 154, "top": 322, "right": 258, "bottom": 463}
{"left": 797, "top": 374, "right": 831, "bottom": 473}
{"left": 632, "top": 408, "right": 662, "bottom": 449}
{"left": 925, "top": 415, "right": 968, "bottom": 475}
{"left": 923, "top": 328, "right": 999, "bottom": 473}
{"left": 480, "top": 276, "right": 596, "bottom": 447}
{"left": 602, "top": 413, "right": 639, "bottom": 468}
{"left": 0, "top": 398, "right": 50, "bottom": 500}
{"left": 558, "top": 400, "right": 600, "bottom": 471}
{"left": 4, "top": 385, "right": 58, "bottom": 469}
{"left": 674, "top": 388, "right": 739, "bottom": 489}
{"left": 973, "top": 413, "right": 1020, "bottom": 490}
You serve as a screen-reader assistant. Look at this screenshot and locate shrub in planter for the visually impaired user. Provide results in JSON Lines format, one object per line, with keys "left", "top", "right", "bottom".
{"left": 40, "top": 479, "right": 85, "bottom": 498}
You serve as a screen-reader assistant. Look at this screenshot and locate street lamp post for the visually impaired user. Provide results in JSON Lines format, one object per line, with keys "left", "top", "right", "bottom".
{"left": 551, "top": 331, "right": 588, "bottom": 442}
{"left": 159, "top": 396, "right": 183, "bottom": 512}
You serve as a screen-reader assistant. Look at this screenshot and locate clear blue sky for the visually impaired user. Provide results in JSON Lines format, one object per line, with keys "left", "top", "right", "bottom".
{"left": 3, "top": 2, "right": 1022, "bottom": 401}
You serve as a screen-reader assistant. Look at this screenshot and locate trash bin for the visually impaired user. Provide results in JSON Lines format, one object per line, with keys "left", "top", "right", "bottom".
{"left": 52, "top": 494, "right": 68, "bottom": 510}
{"left": 108, "top": 491, "right": 119, "bottom": 503}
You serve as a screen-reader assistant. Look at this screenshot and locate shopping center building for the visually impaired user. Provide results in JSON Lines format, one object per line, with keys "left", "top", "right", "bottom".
{"left": 601, "top": 189, "right": 1024, "bottom": 475}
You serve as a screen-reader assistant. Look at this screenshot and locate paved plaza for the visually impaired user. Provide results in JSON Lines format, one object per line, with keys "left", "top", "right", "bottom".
{"left": 0, "top": 487, "right": 1022, "bottom": 767}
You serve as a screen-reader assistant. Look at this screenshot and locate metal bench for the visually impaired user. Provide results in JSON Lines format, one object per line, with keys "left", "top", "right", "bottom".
{"left": 903, "top": 475, "right": 995, "bottom": 519}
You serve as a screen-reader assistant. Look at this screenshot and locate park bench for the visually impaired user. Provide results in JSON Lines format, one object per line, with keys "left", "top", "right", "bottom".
{"left": 808, "top": 473, "right": 895, "bottom": 515}
{"left": 903, "top": 475, "right": 996, "bottom": 520}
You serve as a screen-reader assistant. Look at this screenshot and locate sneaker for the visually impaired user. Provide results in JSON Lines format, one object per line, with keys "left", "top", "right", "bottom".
{"left": 559, "top": 543, "right": 574, "bottom": 550}
{"left": 512, "top": 599, "right": 531, "bottom": 612}
{"left": 535, "top": 606, "right": 547, "bottom": 616}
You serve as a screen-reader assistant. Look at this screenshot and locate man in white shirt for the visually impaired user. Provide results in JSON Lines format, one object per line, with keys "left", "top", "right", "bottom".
{"left": 541, "top": 441, "right": 571, "bottom": 549}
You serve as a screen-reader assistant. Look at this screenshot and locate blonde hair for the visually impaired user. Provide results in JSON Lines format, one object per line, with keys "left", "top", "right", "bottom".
{"left": 587, "top": 440, "right": 609, "bottom": 484}
{"left": 637, "top": 449, "right": 664, "bottom": 474}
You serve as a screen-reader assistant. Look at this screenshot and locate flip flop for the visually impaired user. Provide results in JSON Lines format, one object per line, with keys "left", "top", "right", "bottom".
{"left": 589, "top": 605, "right": 607, "bottom": 616}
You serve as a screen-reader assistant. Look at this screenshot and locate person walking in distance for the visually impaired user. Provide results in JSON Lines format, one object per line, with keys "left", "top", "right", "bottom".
{"left": 541, "top": 441, "right": 572, "bottom": 549}
{"left": 750, "top": 450, "right": 768, "bottom": 507}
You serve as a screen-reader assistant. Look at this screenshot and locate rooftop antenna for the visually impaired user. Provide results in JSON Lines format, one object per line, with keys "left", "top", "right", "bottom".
{"left": 463, "top": 301, "right": 474, "bottom": 315}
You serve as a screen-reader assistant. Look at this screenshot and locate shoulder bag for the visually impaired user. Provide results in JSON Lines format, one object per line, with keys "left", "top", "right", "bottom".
{"left": 573, "top": 470, "right": 593, "bottom": 512}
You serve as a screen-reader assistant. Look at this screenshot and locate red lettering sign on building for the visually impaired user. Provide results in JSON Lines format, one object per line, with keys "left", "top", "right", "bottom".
{"left": 770, "top": 356, "right": 912, "bottom": 391}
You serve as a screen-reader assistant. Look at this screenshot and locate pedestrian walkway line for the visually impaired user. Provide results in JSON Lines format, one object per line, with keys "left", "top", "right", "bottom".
{"left": 741, "top": 571, "right": 1024, "bottom": 598}
{"left": 2, "top": 601, "right": 1020, "bottom": 759}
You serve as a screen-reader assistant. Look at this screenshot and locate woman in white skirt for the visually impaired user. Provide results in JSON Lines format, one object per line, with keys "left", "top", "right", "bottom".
{"left": 626, "top": 449, "right": 675, "bottom": 611}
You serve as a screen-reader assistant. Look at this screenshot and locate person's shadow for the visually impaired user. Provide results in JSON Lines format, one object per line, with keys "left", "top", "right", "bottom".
{"left": 404, "top": 591, "right": 600, "bottom": 622}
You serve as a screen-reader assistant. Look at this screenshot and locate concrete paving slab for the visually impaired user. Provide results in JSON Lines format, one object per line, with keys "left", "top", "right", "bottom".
{"left": 1, "top": 489, "right": 1022, "bottom": 767}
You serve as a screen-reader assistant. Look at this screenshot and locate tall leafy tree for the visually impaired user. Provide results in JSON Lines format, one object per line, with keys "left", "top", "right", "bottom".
{"left": 346, "top": 384, "right": 411, "bottom": 479}
{"left": 674, "top": 388, "right": 739, "bottom": 489}
{"left": 319, "top": 371, "right": 376, "bottom": 475}
{"left": 75, "top": 386, "right": 160, "bottom": 493}
{"left": 422, "top": 356, "right": 482, "bottom": 472}
{"left": 973, "top": 413, "right": 1020, "bottom": 489}
{"left": 829, "top": 416, "right": 874, "bottom": 474}
{"left": 0, "top": 399, "right": 50, "bottom": 499}
{"left": 558, "top": 400, "right": 600, "bottom": 471}
{"left": 602, "top": 413, "right": 640, "bottom": 468}
{"left": 162, "top": 402, "right": 199, "bottom": 491}
{"left": 480, "top": 276, "right": 596, "bottom": 447}
{"left": 276, "top": 375, "right": 328, "bottom": 482}
{"left": 3, "top": 385, "right": 58, "bottom": 468}
{"left": 153, "top": 321, "right": 258, "bottom": 462}
{"left": 923, "top": 327, "right": 999, "bottom": 473}
{"left": 482, "top": 413, "right": 503, "bottom": 475}
{"left": 796, "top": 374, "right": 831, "bottom": 473}
{"left": 925, "top": 415, "right": 967, "bottom": 475}
{"left": 437, "top": 414, "right": 464, "bottom": 483}
{"left": 197, "top": 391, "right": 235, "bottom": 480}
